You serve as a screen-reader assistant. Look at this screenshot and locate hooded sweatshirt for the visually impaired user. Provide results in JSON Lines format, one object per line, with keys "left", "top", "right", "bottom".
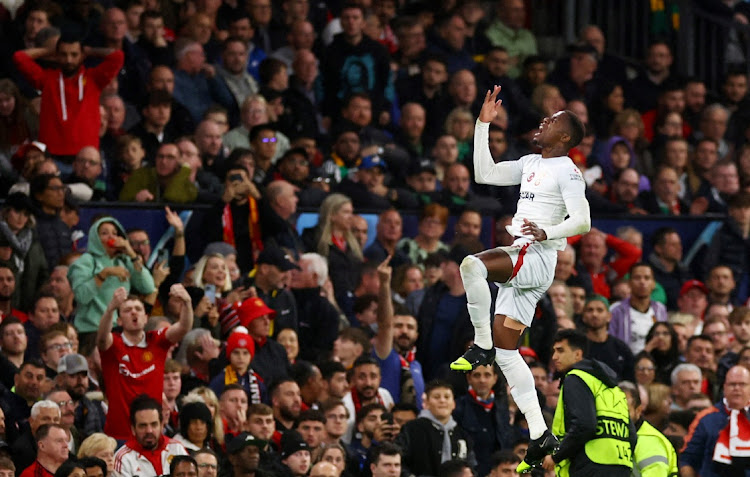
{"left": 68, "top": 217, "right": 155, "bottom": 333}
{"left": 600, "top": 136, "right": 651, "bottom": 191}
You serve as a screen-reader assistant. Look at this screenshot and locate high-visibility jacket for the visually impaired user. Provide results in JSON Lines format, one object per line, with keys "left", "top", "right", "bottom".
{"left": 552, "top": 368, "right": 633, "bottom": 477}
{"left": 632, "top": 420, "right": 679, "bottom": 477}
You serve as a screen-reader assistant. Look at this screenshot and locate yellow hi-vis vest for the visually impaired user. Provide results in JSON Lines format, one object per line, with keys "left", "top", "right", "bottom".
{"left": 552, "top": 368, "right": 633, "bottom": 477}
{"left": 632, "top": 420, "right": 679, "bottom": 477}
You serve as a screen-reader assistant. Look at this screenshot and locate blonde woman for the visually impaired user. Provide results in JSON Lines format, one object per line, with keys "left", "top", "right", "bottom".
{"left": 444, "top": 107, "right": 474, "bottom": 161}
{"left": 301, "top": 194, "right": 363, "bottom": 306}
{"left": 187, "top": 386, "right": 225, "bottom": 446}
{"left": 531, "top": 84, "right": 566, "bottom": 118}
{"left": 610, "top": 109, "right": 654, "bottom": 178}
{"left": 78, "top": 433, "right": 117, "bottom": 474}
{"left": 223, "top": 94, "right": 290, "bottom": 159}
{"left": 192, "top": 253, "right": 232, "bottom": 295}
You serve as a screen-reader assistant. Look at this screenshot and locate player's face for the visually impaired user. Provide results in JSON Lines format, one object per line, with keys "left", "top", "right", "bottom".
{"left": 533, "top": 111, "right": 568, "bottom": 148}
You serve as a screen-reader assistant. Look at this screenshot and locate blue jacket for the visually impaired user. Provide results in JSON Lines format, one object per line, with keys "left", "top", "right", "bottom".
{"left": 680, "top": 401, "right": 750, "bottom": 477}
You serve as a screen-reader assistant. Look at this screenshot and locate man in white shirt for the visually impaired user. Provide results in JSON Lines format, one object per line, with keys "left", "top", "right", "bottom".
{"left": 450, "top": 86, "right": 590, "bottom": 471}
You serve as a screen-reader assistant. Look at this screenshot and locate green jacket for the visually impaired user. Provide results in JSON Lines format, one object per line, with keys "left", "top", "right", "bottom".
{"left": 68, "top": 217, "right": 155, "bottom": 333}
{"left": 119, "top": 164, "right": 198, "bottom": 203}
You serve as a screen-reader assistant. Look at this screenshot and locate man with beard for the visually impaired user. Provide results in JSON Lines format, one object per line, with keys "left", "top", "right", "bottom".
{"left": 271, "top": 379, "right": 302, "bottom": 433}
{"left": 0, "top": 317, "right": 27, "bottom": 389}
{"left": 373, "top": 257, "right": 424, "bottom": 408}
{"left": 342, "top": 356, "right": 394, "bottom": 443}
{"left": 348, "top": 403, "right": 386, "bottom": 471}
{"left": 12, "top": 35, "right": 123, "bottom": 160}
{"left": 57, "top": 354, "right": 104, "bottom": 439}
{"left": 113, "top": 395, "right": 188, "bottom": 477}
{"left": 582, "top": 296, "right": 635, "bottom": 382}
{"left": 227, "top": 432, "right": 269, "bottom": 477}
{"left": 1, "top": 361, "right": 46, "bottom": 440}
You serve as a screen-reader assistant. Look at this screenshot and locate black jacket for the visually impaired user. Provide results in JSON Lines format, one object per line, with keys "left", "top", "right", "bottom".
{"left": 259, "top": 200, "right": 305, "bottom": 257}
{"left": 415, "top": 281, "right": 473, "bottom": 380}
{"left": 74, "top": 396, "right": 106, "bottom": 440}
{"left": 291, "top": 287, "right": 341, "bottom": 362}
{"left": 34, "top": 209, "right": 71, "bottom": 269}
{"left": 453, "top": 394, "right": 518, "bottom": 476}
{"left": 301, "top": 225, "right": 363, "bottom": 313}
{"left": 395, "top": 416, "right": 476, "bottom": 477}
{"left": 700, "top": 217, "right": 750, "bottom": 283}
{"left": 553, "top": 359, "right": 636, "bottom": 477}
{"left": 252, "top": 338, "right": 290, "bottom": 388}
{"left": 10, "top": 427, "right": 35, "bottom": 473}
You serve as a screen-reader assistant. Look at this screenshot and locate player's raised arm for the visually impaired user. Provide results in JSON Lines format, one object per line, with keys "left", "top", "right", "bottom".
{"left": 473, "top": 86, "right": 523, "bottom": 186}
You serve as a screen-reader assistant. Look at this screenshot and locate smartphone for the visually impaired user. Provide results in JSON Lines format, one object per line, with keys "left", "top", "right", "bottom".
{"left": 204, "top": 284, "right": 217, "bottom": 305}
{"left": 229, "top": 173, "right": 243, "bottom": 183}
{"left": 157, "top": 248, "right": 169, "bottom": 264}
{"left": 381, "top": 412, "right": 394, "bottom": 425}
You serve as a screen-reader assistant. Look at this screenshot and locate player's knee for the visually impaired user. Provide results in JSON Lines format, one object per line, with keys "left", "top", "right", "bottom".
{"left": 460, "top": 255, "right": 487, "bottom": 280}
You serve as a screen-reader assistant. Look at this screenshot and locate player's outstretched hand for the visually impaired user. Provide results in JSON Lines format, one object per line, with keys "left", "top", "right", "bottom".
{"left": 521, "top": 218, "right": 547, "bottom": 241}
{"left": 478, "top": 85, "right": 503, "bottom": 123}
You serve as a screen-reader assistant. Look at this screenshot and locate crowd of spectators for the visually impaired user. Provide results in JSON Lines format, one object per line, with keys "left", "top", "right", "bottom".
{"left": 0, "top": 0, "right": 749, "bottom": 477}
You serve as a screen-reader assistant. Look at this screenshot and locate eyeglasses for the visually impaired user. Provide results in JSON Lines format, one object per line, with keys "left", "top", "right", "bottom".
{"left": 313, "top": 177, "right": 331, "bottom": 184}
{"left": 47, "top": 342, "right": 73, "bottom": 351}
{"left": 130, "top": 240, "right": 150, "bottom": 247}
{"left": 261, "top": 137, "right": 277, "bottom": 143}
{"left": 56, "top": 400, "right": 75, "bottom": 407}
{"left": 636, "top": 366, "right": 655, "bottom": 372}
{"left": 197, "top": 463, "right": 218, "bottom": 470}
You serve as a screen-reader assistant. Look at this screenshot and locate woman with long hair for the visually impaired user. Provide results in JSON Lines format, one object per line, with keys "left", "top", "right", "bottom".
{"left": 0, "top": 79, "right": 37, "bottom": 181}
{"left": 186, "top": 387, "right": 226, "bottom": 446}
{"left": 643, "top": 322, "right": 681, "bottom": 385}
{"left": 301, "top": 194, "right": 363, "bottom": 308}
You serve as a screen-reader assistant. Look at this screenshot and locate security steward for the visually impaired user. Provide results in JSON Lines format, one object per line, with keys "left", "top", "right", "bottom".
{"left": 527, "top": 329, "right": 636, "bottom": 476}
{"left": 619, "top": 381, "right": 679, "bottom": 477}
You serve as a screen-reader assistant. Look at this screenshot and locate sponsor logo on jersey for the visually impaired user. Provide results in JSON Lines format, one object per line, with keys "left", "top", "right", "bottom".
{"left": 519, "top": 191, "right": 535, "bottom": 200}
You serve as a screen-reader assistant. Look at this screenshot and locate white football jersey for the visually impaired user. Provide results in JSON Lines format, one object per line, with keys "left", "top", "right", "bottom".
{"left": 473, "top": 121, "right": 589, "bottom": 250}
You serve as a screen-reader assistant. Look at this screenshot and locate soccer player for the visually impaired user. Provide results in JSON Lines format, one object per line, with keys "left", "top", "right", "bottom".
{"left": 450, "top": 86, "right": 590, "bottom": 471}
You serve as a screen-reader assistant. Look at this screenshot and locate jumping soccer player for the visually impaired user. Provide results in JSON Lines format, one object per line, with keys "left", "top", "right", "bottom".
{"left": 450, "top": 85, "right": 590, "bottom": 471}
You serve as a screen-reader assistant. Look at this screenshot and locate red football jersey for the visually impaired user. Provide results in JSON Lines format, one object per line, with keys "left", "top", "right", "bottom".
{"left": 101, "top": 328, "right": 172, "bottom": 440}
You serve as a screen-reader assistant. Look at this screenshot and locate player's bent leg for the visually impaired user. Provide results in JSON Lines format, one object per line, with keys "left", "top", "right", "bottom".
{"left": 492, "top": 316, "right": 559, "bottom": 472}
{"left": 451, "top": 250, "right": 512, "bottom": 372}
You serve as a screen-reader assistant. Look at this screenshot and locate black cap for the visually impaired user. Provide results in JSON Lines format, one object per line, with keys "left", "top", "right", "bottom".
{"left": 257, "top": 246, "right": 300, "bottom": 271}
{"left": 407, "top": 158, "right": 437, "bottom": 176}
{"left": 227, "top": 432, "right": 268, "bottom": 454}
{"left": 4, "top": 192, "right": 34, "bottom": 213}
{"left": 280, "top": 431, "right": 309, "bottom": 459}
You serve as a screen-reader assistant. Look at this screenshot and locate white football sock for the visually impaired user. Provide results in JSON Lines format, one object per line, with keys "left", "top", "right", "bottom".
{"left": 495, "top": 347, "right": 547, "bottom": 439}
{"left": 459, "top": 255, "right": 493, "bottom": 349}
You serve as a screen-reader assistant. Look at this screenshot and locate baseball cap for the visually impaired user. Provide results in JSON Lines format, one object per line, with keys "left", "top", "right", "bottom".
{"left": 518, "top": 346, "right": 539, "bottom": 361}
{"left": 257, "top": 246, "right": 300, "bottom": 271}
{"left": 679, "top": 280, "right": 708, "bottom": 298}
{"left": 227, "top": 432, "right": 268, "bottom": 454}
{"left": 359, "top": 154, "right": 387, "bottom": 171}
{"left": 280, "top": 431, "right": 309, "bottom": 459}
{"left": 226, "top": 330, "right": 255, "bottom": 359}
{"left": 407, "top": 158, "right": 437, "bottom": 176}
{"left": 58, "top": 354, "right": 88, "bottom": 374}
{"left": 585, "top": 294, "right": 610, "bottom": 308}
{"left": 237, "top": 297, "right": 276, "bottom": 327}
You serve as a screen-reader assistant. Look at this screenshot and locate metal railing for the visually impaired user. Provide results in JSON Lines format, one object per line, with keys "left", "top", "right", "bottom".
{"left": 527, "top": 0, "right": 750, "bottom": 90}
